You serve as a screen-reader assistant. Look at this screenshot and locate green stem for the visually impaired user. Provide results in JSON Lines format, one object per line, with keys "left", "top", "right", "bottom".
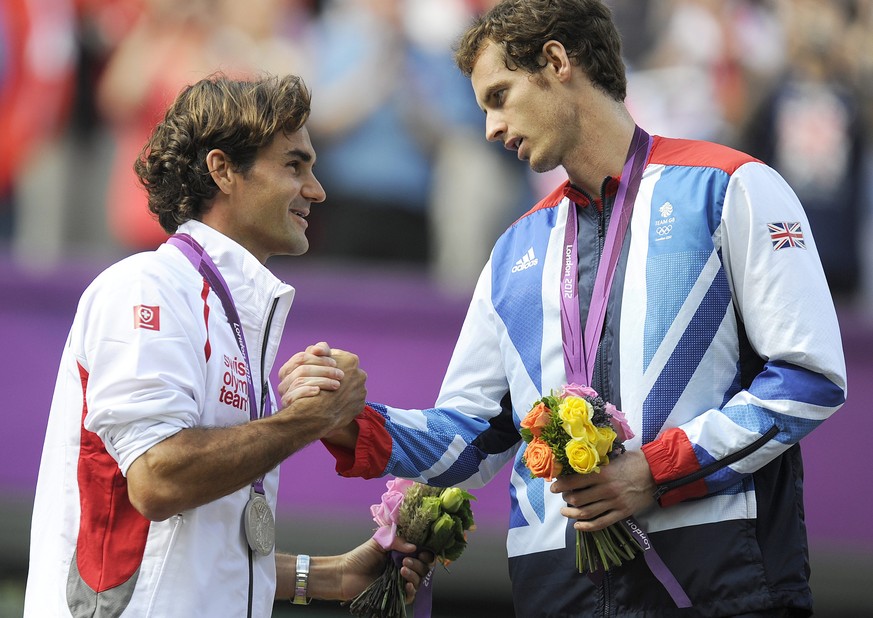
{"left": 576, "top": 529, "right": 583, "bottom": 572}
{"left": 594, "top": 531, "right": 612, "bottom": 572}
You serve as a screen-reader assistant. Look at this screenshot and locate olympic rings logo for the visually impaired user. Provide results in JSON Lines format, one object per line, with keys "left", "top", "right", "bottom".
{"left": 655, "top": 225, "right": 673, "bottom": 236}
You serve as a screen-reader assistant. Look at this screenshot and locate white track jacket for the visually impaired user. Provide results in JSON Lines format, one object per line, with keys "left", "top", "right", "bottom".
{"left": 25, "top": 220, "right": 294, "bottom": 617}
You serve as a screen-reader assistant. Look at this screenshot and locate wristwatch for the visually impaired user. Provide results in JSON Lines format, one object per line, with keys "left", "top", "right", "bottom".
{"left": 292, "top": 554, "right": 311, "bottom": 605}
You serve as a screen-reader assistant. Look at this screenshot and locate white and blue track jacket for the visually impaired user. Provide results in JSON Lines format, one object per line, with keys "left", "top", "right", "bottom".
{"left": 332, "top": 136, "right": 847, "bottom": 616}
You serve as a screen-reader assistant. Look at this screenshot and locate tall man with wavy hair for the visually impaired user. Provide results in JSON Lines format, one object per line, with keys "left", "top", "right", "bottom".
{"left": 24, "top": 73, "right": 430, "bottom": 617}
{"left": 307, "top": 1, "right": 848, "bottom": 615}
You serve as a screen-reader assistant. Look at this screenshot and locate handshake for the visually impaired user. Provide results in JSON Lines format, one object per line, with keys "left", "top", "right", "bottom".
{"left": 275, "top": 341, "right": 368, "bottom": 445}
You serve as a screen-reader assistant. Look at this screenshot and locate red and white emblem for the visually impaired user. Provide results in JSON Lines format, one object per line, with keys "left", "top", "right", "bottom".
{"left": 133, "top": 305, "right": 161, "bottom": 330}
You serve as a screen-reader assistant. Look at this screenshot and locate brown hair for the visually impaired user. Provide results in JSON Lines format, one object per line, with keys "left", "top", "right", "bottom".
{"left": 134, "top": 73, "right": 312, "bottom": 233}
{"left": 454, "top": 0, "right": 626, "bottom": 101}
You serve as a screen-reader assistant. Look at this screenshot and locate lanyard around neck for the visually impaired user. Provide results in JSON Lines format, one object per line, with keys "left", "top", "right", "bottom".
{"left": 560, "top": 126, "right": 652, "bottom": 386}
{"left": 167, "top": 233, "right": 271, "bottom": 492}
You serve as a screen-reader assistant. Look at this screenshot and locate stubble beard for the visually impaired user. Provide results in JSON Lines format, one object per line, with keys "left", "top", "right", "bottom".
{"left": 529, "top": 147, "right": 562, "bottom": 175}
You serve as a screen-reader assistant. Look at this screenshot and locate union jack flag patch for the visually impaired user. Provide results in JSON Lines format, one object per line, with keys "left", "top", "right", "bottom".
{"left": 767, "top": 222, "right": 805, "bottom": 251}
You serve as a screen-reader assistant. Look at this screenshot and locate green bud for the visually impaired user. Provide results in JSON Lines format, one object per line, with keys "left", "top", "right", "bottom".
{"left": 440, "top": 487, "right": 465, "bottom": 513}
{"left": 456, "top": 502, "right": 475, "bottom": 530}
{"left": 426, "top": 513, "right": 457, "bottom": 551}
{"left": 420, "top": 496, "right": 443, "bottom": 521}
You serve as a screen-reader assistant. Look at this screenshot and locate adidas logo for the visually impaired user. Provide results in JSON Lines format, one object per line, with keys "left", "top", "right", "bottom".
{"left": 511, "top": 248, "right": 539, "bottom": 273}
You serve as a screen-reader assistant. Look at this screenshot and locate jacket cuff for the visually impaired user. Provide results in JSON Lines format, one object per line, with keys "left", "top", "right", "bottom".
{"left": 641, "top": 428, "right": 708, "bottom": 507}
{"left": 322, "top": 406, "right": 392, "bottom": 479}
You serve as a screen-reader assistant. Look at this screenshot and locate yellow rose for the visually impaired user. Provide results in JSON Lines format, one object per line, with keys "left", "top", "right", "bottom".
{"left": 565, "top": 438, "right": 601, "bottom": 475}
{"left": 558, "top": 397, "right": 596, "bottom": 440}
{"left": 594, "top": 426, "right": 617, "bottom": 459}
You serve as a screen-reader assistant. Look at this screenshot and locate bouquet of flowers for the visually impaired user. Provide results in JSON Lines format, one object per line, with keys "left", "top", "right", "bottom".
{"left": 520, "top": 383, "right": 639, "bottom": 574}
{"left": 348, "top": 479, "right": 476, "bottom": 618}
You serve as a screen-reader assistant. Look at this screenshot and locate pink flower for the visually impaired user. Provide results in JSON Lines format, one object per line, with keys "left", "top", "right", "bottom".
{"left": 605, "top": 402, "right": 634, "bottom": 442}
{"left": 370, "top": 478, "right": 415, "bottom": 549}
{"left": 561, "top": 383, "right": 599, "bottom": 399}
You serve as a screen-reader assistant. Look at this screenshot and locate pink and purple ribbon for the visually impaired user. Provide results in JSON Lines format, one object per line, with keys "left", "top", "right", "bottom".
{"left": 558, "top": 126, "right": 691, "bottom": 608}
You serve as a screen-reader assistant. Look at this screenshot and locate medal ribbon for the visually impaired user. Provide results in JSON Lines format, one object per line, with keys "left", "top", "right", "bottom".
{"left": 560, "top": 125, "right": 651, "bottom": 386}
{"left": 168, "top": 233, "right": 271, "bottom": 495}
{"left": 558, "top": 127, "right": 691, "bottom": 608}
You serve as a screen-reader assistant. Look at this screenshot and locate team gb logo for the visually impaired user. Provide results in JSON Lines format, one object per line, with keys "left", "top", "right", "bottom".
{"left": 659, "top": 202, "right": 674, "bottom": 218}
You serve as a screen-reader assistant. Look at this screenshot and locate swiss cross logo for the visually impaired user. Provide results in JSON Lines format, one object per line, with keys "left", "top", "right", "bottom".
{"left": 133, "top": 305, "right": 161, "bottom": 330}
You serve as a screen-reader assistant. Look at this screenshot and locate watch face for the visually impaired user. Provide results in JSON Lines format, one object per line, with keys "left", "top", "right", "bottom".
{"left": 244, "top": 494, "right": 275, "bottom": 556}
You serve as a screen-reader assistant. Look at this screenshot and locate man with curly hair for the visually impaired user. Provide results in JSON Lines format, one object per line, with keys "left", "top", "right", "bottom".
{"left": 24, "top": 73, "right": 430, "bottom": 617}
{"left": 310, "top": 1, "right": 848, "bottom": 616}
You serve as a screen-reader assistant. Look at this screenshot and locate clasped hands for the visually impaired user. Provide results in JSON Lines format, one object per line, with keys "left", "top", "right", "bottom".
{"left": 277, "top": 341, "right": 354, "bottom": 405}
{"left": 275, "top": 341, "right": 367, "bottom": 440}
{"left": 276, "top": 342, "right": 434, "bottom": 601}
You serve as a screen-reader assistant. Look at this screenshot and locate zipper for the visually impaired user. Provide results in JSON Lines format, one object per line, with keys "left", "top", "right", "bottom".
{"left": 593, "top": 182, "right": 610, "bottom": 395}
{"left": 259, "top": 297, "right": 280, "bottom": 414}
{"left": 246, "top": 296, "right": 279, "bottom": 618}
{"left": 598, "top": 176, "right": 610, "bottom": 618}
{"left": 653, "top": 424, "right": 781, "bottom": 500}
{"left": 247, "top": 548, "right": 254, "bottom": 618}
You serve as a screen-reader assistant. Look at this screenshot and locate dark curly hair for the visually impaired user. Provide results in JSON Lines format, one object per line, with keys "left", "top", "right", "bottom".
{"left": 454, "top": 0, "right": 626, "bottom": 101}
{"left": 134, "top": 73, "right": 312, "bottom": 233}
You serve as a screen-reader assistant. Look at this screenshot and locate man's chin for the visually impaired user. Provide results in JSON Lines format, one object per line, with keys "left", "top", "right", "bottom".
{"left": 289, "top": 241, "right": 309, "bottom": 257}
{"left": 269, "top": 239, "right": 309, "bottom": 260}
{"left": 530, "top": 158, "right": 559, "bottom": 174}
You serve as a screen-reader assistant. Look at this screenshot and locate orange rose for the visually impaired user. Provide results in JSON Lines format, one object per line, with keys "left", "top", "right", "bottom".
{"left": 524, "top": 437, "right": 562, "bottom": 480}
{"left": 520, "top": 402, "right": 551, "bottom": 438}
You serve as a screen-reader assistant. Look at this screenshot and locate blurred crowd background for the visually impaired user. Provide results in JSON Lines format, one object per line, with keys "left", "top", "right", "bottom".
{"left": 3, "top": 0, "right": 873, "bottom": 300}
{"left": 3, "top": 0, "right": 873, "bottom": 616}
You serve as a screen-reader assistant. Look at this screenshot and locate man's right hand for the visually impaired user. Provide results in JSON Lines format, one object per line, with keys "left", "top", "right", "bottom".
{"left": 127, "top": 346, "right": 366, "bottom": 520}
{"left": 276, "top": 345, "right": 367, "bottom": 440}
{"left": 323, "top": 348, "right": 367, "bottom": 433}
{"left": 277, "top": 341, "right": 342, "bottom": 406}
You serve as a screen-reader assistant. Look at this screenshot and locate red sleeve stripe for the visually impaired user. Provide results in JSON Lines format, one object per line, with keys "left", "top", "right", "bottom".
{"left": 641, "top": 428, "right": 708, "bottom": 507}
{"left": 322, "top": 405, "right": 392, "bottom": 479}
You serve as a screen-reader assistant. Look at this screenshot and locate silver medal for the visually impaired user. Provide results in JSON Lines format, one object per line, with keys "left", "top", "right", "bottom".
{"left": 244, "top": 493, "right": 275, "bottom": 556}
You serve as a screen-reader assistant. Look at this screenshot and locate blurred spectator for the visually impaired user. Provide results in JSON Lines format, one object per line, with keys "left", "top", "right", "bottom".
{"left": 96, "top": 0, "right": 216, "bottom": 250}
{"left": 0, "top": 0, "right": 77, "bottom": 260}
{"left": 407, "top": 0, "right": 533, "bottom": 291}
{"left": 302, "top": 0, "right": 435, "bottom": 264}
{"left": 743, "top": 0, "right": 866, "bottom": 298}
{"left": 96, "top": 0, "right": 312, "bottom": 252}
{"left": 210, "top": 0, "right": 314, "bottom": 78}
{"left": 605, "top": 0, "right": 659, "bottom": 67}
{"left": 302, "top": 0, "right": 533, "bottom": 288}
{"left": 843, "top": 0, "right": 873, "bottom": 311}
{"left": 4, "top": 0, "right": 873, "bottom": 308}
{"left": 626, "top": 0, "right": 784, "bottom": 147}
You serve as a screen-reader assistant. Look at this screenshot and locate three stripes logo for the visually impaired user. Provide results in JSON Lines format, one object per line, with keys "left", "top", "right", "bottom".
{"left": 511, "top": 248, "right": 539, "bottom": 273}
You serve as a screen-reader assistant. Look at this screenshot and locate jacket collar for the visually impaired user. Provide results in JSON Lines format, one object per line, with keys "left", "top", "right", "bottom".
{"left": 174, "top": 220, "right": 295, "bottom": 381}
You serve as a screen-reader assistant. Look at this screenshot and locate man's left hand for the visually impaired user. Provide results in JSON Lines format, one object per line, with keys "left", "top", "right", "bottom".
{"left": 550, "top": 450, "right": 657, "bottom": 531}
{"left": 339, "top": 538, "right": 434, "bottom": 604}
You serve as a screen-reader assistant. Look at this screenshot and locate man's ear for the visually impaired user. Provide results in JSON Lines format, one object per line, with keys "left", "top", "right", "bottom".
{"left": 206, "top": 149, "right": 233, "bottom": 195}
{"left": 542, "top": 40, "right": 572, "bottom": 83}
